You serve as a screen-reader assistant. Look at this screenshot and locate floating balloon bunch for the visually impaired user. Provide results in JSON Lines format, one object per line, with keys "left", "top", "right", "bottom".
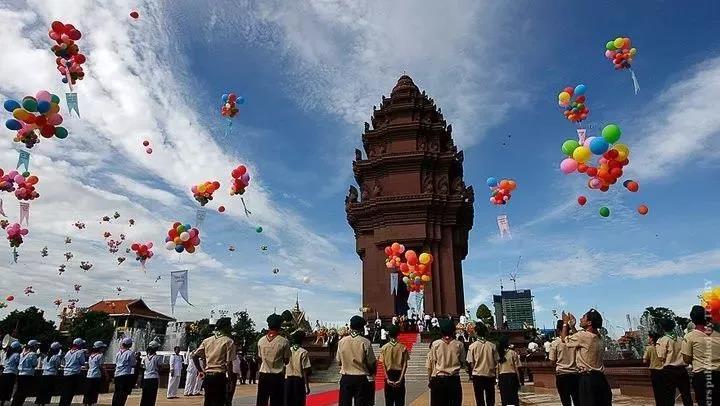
{"left": 117, "top": 257, "right": 126, "bottom": 266}
{"left": 74, "top": 221, "right": 86, "bottom": 229}
{"left": 6, "top": 223, "right": 28, "bottom": 248}
{"left": 24, "top": 286, "right": 34, "bottom": 296}
{"left": 80, "top": 261, "right": 93, "bottom": 271}
{"left": 131, "top": 241, "right": 154, "bottom": 267}
{"left": 53, "top": 298, "right": 62, "bottom": 307}
{"left": 58, "top": 265, "right": 66, "bottom": 275}
{"left": 165, "top": 222, "right": 201, "bottom": 253}
{"left": 486, "top": 177, "right": 517, "bottom": 206}
{"left": 701, "top": 286, "right": 720, "bottom": 324}
{"left": 64, "top": 252, "right": 73, "bottom": 261}
{"left": 0, "top": 170, "right": 40, "bottom": 200}
{"left": 558, "top": 84, "right": 589, "bottom": 123}
{"left": 107, "top": 239, "right": 122, "bottom": 254}
{"left": 560, "top": 124, "right": 630, "bottom": 191}
{"left": 0, "top": 220, "right": 8, "bottom": 229}
{"left": 41, "top": 246, "right": 48, "bottom": 257}
{"left": 191, "top": 181, "right": 220, "bottom": 206}
{"left": 384, "top": 242, "right": 434, "bottom": 293}
{"left": 4, "top": 91, "right": 67, "bottom": 148}
{"left": 230, "top": 165, "right": 250, "bottom": 195}
{"left": 221, "top": 93, "right": 243, "bottom": 118}
{"left": 48, "top": 21, "right": 86, "bottom": 85}
{"left": 605, "top": 37, "right": 636, "bottom": 70}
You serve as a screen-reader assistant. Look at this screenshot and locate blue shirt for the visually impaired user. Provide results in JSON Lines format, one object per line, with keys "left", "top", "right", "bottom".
{"left": 43, "top": 354, "right": 62, "bottom": 375}
{"left": 18, "top": 352, "right": 39, "bottom": 376}
{"left": 63, "top": 349, "right": 87, "bottom": 375}
{"left": 114, "top": 349, "right": 136, "bottom": 377}
{"left": 86, "top": 353, "right": 104, "bottom": 379}
{"left": 2, "top": 353, "right": 19, "bottom": 375}
{"left": 143, "top": 355, "right": 161, "bottom": 379}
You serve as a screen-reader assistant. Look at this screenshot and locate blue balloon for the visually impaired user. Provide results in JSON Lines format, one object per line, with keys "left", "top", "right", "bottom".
{"left": 589, "top": 137, "right": 609, "bottom": 155}
{"left": 237, "top": 96, "right": 245, "bottom": 105}
{"left": 486, "top": 177, "right": 498, "bottom": 187}
{"left": 62, "top": 77, "right": 68, "bottom": 84}
{"left": 221, "top": 94, "right": 228, "bottom": 102}
{"left": 37, "top": 101, "right": 51, "bottom": 114}
{"left": 5, "top": 119, "right": 21, "bottom": 131}
{"left": 184, "top": 223, "right": 192, "bottom": 231}
{"left": 175, "top": 246, "right": 184, "bottom": 253}
{"left": 3, "top": 100, "right": 20, "bottom": 113}
{"left": 574, "top": 84, "right": 587, "bottom": 96}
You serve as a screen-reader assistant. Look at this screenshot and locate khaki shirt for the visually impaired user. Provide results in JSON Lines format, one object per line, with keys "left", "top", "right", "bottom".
{"left": 337, "top": 334, "right": 376, "bottom": 376}
{"left": 285, "top": 347, "right": 311, "bottom": 378}
{"left": 656, "top": 335, "right": 685, "bottom": 367}
{"left": 497, "top": 348, "right": 521, "bottom": 375}
{"left": 195, "top": 335, "right": 236, "bottom": 374}
{"left": 379, "top": 340, "right": 408, "bottom": 372}
{"left": 466, "top": 339, "right": 498, "bottom": 377}
{"left": 681, "top": 329, "right": 720, "bottom": 373}
{"left": 548, "top": 337, "right": 578, "bottom": 374}
{"left": 425, "top": 338, "right": 465, "bottom": 377}
{"left": 565, "top": 330, "right": 603, "bottom": 372}
{"left": 258, "top": 334, "right": 291, "bottom": 374}
{"left": 643, "top": 345, "right": 663, "bottom": 370}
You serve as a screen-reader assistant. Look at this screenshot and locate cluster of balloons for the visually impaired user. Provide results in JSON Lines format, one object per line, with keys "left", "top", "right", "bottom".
{"left": 383, "top": 242, "right": 434, "bottom": 293}
{"left": 131, "top": 241, "right": 154, "bottom": 265}
{"left": 4, "top": 91, "right": 67, "bottom": 148}
{"left": 560, "top": 124, "right": 630, "bottom": 192}
{"left": 558, "top": 84, "right": 589, "bottom": 123}
{"left": 191, "top": 181, "right": 220, "bottom": 206}
{"left": 605, "top": 37, "right": 637, "bottom": 70}
{"left": 9, "top": 172, "right": 39, "bottom": 201}
{"left": 486, "top": 177, "right": 517, "bottom": 205}
{"left": 6, "top": 223, "right": 28, "bottom": 248}
{"left": 48, "top": 21, "right": 86, "bottom": 85}
{"left": 230, "top": 165, "right": 250, "bottom": 195}
{"left": 701, "top": 286, "right": 720, "bottom": 324}
{"left": 221, "top": 93, "right": 244, "bottom": 118}
{"left": 165, "top": 222, "right": 201, "bottom": 253}
{"left": 53, "top": 298, "right": 62, "bottom": 307}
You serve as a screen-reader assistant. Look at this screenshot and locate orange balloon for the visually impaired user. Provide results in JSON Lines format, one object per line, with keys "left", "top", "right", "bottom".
{"left": 637, "top": 204, "right": 648, "bottom": 215}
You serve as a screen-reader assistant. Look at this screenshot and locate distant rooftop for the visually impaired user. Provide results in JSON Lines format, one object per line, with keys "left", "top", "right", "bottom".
{"left": 87, "top": 298, "right": 174, "bottom": 321}
{"left": 493, "top": 289, "right": 533, "bottom": 301}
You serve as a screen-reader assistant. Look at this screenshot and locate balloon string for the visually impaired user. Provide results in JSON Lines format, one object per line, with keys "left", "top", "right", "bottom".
{"left": 65, "top": 69, "right": 74, "bottom": 92}
{"left": 630, "top": 69, "right": 640, "bottom": 94}
{"left": 241, "top": 198, "right": 251, "bottom": 217}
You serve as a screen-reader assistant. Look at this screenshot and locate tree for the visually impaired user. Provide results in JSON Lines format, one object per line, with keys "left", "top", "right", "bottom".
{"left": 186, "top": 318, "right": 213, "bottom": 348}
{"left": 642, "top": 307, "right": 687, "bottom": 335}
{"left": 67, "top": 311, "right": 115, "bottom": 346}
{"left": 476, "top": 304, "right": 494, "bottom": 328}
{"left": 0, "top": 307, "right": 60, "bottom": 345}
{"left": 232, "top": 311, "right": 258, "bottom": 353}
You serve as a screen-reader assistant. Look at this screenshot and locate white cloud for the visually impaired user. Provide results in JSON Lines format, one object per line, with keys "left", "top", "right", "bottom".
{"left": 553, "top": 294, "right": 566, "bottom": 307}
{"left": 617, "top": 249, "right": 720, "bottom": 279}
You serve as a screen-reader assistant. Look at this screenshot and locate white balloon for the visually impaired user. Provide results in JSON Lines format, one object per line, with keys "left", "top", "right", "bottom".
{"left": 302, "top": 276, "right": 310, "bottom": 284}
{"left": 180, "top": 232, "right": 190, "bottom": 242}
{"left": 165, "top": 241, "right": 175, "bottom": 250}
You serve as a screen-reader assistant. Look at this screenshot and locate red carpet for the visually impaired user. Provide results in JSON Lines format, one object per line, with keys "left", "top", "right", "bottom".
{"left": 307, "top": 332, "right": 418, "bottom": 406}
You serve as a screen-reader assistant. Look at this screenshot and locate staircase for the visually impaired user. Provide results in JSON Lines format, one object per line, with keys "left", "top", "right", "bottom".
{"left": 404, "top": 339, "right": 431, "bottom": 382}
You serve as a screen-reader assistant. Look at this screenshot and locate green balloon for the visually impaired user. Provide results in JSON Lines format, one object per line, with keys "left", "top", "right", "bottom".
{"left": 22, "top": 172, "right": 30, "bottom": 177}
{"left": 256, "top": 226, "right": 263, "bottom": 233}
{"left": 55, "top": 126, "right": 68, "bottom": 139}
{"left": 22, "top": 97, "right": 38, "bottom": 113}
{"left": 601, "top": 124, "right": 621, "bottom": 144}
{"left": 599, "top": 207, "right": 610, "bottom": 217}
{"left": 561, "top": 140, "right": 580, "bottom": 156}
{"left": 606, "top": 41, "right": 616, "bottom": 51}
{"left": 50, "top": 94, "right": 61, "bottom": 104}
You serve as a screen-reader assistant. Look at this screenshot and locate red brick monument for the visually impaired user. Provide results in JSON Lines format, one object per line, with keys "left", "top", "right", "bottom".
{"left": 346, "top": 75, "right": 474, "bottom": 319}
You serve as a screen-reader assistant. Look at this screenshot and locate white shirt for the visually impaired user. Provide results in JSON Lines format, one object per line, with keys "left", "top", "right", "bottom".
{"left": 431, "top": 317, "right": 439, "bottom": 327}
{"left": 380, "top": 329, "right": 388, "bottom": 340}
{"left": 392, "top": 317, "right": 398, "bottom": 325}
{"left": 424, "top": 315, "right": 431, "bottom": 321}
{"left": 364, "top": 325, "right": 370, "bottom": 336}
{"left": 459, "top": 315, "right": 468, "bottom": 325}
{"left": 543, "top": 341, "right": 551, "bottom": 353}
{"left": 169, "top": 353, "right": 184, "bottom": 373}
{"left": 528, "top": 342, "right": 539, "bottom": 352}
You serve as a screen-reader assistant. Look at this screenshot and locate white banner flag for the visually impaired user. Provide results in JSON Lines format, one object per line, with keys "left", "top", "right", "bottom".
{"left": 497, "top": 215, "right": 511, "bottom": 239}
{"left": 390, "top": 272, "right": 398, "bottom": 295}
{"left": 170, "top": 270, "right": 191, "bottom": 313}
{"left": 576, "top": 128, "right": 587, "bottom": 144}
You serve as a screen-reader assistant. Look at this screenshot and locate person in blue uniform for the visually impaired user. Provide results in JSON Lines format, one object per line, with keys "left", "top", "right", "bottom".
{"left": 112, "top": 337, "right": 137, "bottom": 406}
{"left": 83, "top": 341, "right": 107, "bottom": 406}
{"left": 0, "top": 341, "right": 22, "bottom": 406}
{"left": 60, "top": 338, "right": 87, "bottom": 406}
{"left": 11, "top": 339, "right": 40, "bottom": 406}
{"left": 140, "top": 341, "right": 161, "bottom": 406}
{"left": 35, "top": 342, "right": 62, "bottom": 406}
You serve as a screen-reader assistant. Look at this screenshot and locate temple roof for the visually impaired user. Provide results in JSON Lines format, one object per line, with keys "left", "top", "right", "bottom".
{"left": 87, "top": 298, "right": 174, "bottom": 321}
{"left": 391, "top": 74, "right": 419, "bottom": 96}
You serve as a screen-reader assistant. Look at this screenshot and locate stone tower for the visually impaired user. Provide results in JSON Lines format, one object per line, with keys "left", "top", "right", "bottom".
{"left": 345, "top": 75, "right": 474, "bottom": 318}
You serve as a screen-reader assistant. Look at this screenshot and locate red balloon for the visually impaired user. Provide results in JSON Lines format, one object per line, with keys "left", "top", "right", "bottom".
{"left": 6, "top": 295, "right": 14, "bottom": 301}
{"left": 586, "top": 167, "right": 598, "bottom": 177}
{"left": 626, "top": 181, "right": 639, "bottom": 192}
{"left": 384, "top": 247, "right": 393, "bottom": 257}
{"left": 637, "top": 204, "right": 648, "bottom": 215}
{"left": 218, "top": 206, "right": 225, "bottom": 213}
{"left": 131, "top": 243, "right": 139, "bottom": 250}
{"left": 142, "top": 140, "right": 150, "bottom": 146}
{"left": 600, "top": 185, "right": 609, "bottom": 192}
{"left": 577, "top": 196, "right": 587, "bottom": 206}
{"left": 51, "top": 21, "right": 64, "bottom": 32}
{"left": 130, "top": 11, "right": 139, "bottom": 19}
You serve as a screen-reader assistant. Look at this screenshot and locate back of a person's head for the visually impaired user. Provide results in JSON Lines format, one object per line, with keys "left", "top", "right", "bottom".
{"left": 585, "top": 308, "right": 603, "bottom": 329}
{"left": 474, "top": 322, "right": 488, "bottom": 338}
{"left": 659, "top": 318, "right": 676, "bottom": 333}
{"left": 648, "top": 331, "right": 660, "bottom": 343}
{"left": 690, "top": 305, "right": 707, "bottom": 325}
{"left": 216, "top": 317, "right": 232, "bottom": 333}
{"left": 556, "top": 319, "right": 564, "bottom": 333}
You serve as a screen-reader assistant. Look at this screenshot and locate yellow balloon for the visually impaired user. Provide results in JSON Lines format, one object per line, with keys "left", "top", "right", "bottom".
{"left": 50, "top": 103, "right": 60, "bottom": 114}
{"left": 614, "top": 38, "right": 624, "bottom": 48}
{"left": 629, "top": 48, "right": 637, "bottom": 56}
{"left": 613, "top": 143, "right": 630, "bottom": 160}
{"left": 572, "top": 146, "right": 592, "bottom": 163}
{"left": 558, "top": 91, "right": 571, "bottom": 102}
{"left": 198, "top": 184, "right": 206, "bottom": 193}
{"left": 421, "top": 275, "right": 430, "bottom": 282}
{"left": 12, "top": 108, "right": 28, "bottom": 120}
{"left": 419, "top": 253, "right": 430, "bottom": 265}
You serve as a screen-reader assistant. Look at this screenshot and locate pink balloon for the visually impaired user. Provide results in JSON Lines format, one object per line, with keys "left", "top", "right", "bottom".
{"left": 583, "top": 136, "right": 596, "bottom": 148}
{"left": 191, "top": 186, "right": 198, "bottom": 193}
{"left": 35, "top": 91, "right": 52, "bottom": 102}
{"left": 605, "top": 50, "right": 616, "bottom": 59}
{"left": 560, "top": 158, "right": 578, "bottom": 174}
{"left": 47, "top": 114, "right": 63, "bottom": 126}
{"left": 589, "top": 178, "right": 602, "bottom": 189}
{"left": 20, "top": 229, "right": 28, "bottom": 235}
{"left": 147, "top": 242, "right": 153, "bottom": 248}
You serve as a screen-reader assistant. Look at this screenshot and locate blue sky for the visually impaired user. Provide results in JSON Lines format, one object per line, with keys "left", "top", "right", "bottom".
{"left": 0, "top": 1, "right": 719, "bottom": 335}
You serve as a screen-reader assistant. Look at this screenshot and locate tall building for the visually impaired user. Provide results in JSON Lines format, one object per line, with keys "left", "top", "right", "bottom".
{"left": 493, "top": 290, "right": 535, "bottom": 330}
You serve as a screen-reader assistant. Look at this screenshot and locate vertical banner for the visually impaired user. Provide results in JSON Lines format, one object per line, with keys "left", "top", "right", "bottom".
{"left": 497, "top": 215, "right": 511, "bottom": 239}
{"left": 630, "top": 69, "right": 640, "bottom": 95}
{"left": 16, "top": 151, "right": 30, "bottom": 173}
{"left": 19, "top": 203, "right": 30, "bottom": 226}
{"left": 0, "top": 199, "right": 6, "bottom": 218}
{"left": 390, "top": 272, "right": 398, "bottom": 295}
{"left": 65, "top": 93, "right": 80, "bottom": 117}
{"left": 195, "top": 207, "right": 207, "bottom": 229}
{"left": 170, "top": 270, "right": 191, "bottom": 313}
{"left": 576, "top": 128, "right": 587, "bottom": 144}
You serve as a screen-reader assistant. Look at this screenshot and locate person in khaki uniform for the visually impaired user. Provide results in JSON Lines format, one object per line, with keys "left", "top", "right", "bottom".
{"left": 466, "top": 322, "right": 498, "bottom": 406}
{"left": 496, "top": 336, "right": 521, "bottom": 406}
{"left": 284, "top": 331, "right": 311, "bottom": 406}
{"left": 257, "top": 314, "right": 291, "bottom": 406}
{"left": 426, "top": 319, "right": 465, "bottom": 406}
{"left": 681, "top": 305, "right": 719, "bottom": 406}
{"left": 562, "top": 309, "right": 612, "bottom": 406}
{"left": 379, "top": 325, "right": 408, "bottom": 406}
{"left": 337, "top": 315, "right": 377, "bottom": 406}
{"left": 193, "top": 317, "right": 237, "bottom": 406}
{"left": 549, "top": 319, "right": 579, "bottom": 406}
{"left": 643, "top": 332, "right": 664, "bottom": 406}
{"left": 656, "top": 318, "right": 692, "bottom": 406}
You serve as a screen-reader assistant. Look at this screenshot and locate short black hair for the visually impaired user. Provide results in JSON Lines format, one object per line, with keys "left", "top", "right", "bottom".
{"left": 290, "top": 331, "right": 304, "bottom": 345}
{"left": 659, "top": 318, "right": 676, "bottom": 333}
{"left": 556, "top": 319, "right": 564, "bottom": 332}
{"left": 216, "top": 317, "right": 232, "bottom": 332}
{"left": 387, "top": 325, "right": 399, "bottom": 338}
{"left": 585, "top": 309, "right": 603, "bottom": 329}
{"left": 267, "top": 314, "right": 283, "bottom": 330}
{"left": 475, "top": 322, "right": 488, "bottom": 338}
{"left": 439, "top": 319, "right": 454, "bottom": 337}
{"left": 648, "top": 331, "right": 661, "bottom": 342}
{"left": 690, "top": 305, "right": 708, "bottom": 325}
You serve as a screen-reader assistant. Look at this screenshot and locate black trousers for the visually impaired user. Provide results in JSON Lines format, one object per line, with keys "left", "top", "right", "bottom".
{"left": 692, "top": 370, "right": 720, "bottom": 406}
{"left": 35, "top": 375, "right": 56, "bottom": 405}
{"left": 659, "top": 366, "right": 692, "bottom": 406}
{"left": 384, "top": 370, "right": 405, "bottom": 406}
{"left": 0, "top": 374, "right": 16, "bottom": 402}
{"left": 203, "top": 373, "right": 227, "bottom": 406}
{"left": 257, "top": 372, "right": 284, "bottom": 406}
{"left": 240, "top": 369, "right": 248, "bottom": 384}
{"left": 60, "top": 374, "right": 84, "bottom": 406}
{"left": 284, "top": 376, "right": 307, "bottom": 406}
{"left": 498, "top": 373, "right": 519, "bottom": 406}
{"left": 471, "top": 375, "right": 494, "bottom": 406}
{"left": 140, "top": 377, "right": 158, "bottom": 406}
{"left": 83, "top": 377, "right": 102, "bottom": 405}
{"left": 429, "top": 375, "right": 462, "bottom": 406}
{"left": 555, "top": 373, "right": 580, "bottom": 406}
{"left": 649, "top": 370, "right": 663, "bottom": 406}
{"left": 10, "top": 375, "right": 35, "bottom": 406}
{"left": 339, "top": 375, "right": 369, "bottom": 406}
{"left": 249, "top": 370, "right": 257, "bottom": 384}
{"left": 226, "top": 374, "right": 237, "bottom": 406}
{"left": 111, "top": 374, "right": 135, "bottom": 406}
{"left": 578, "top": 371, "right": 612, "bottom": 406}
